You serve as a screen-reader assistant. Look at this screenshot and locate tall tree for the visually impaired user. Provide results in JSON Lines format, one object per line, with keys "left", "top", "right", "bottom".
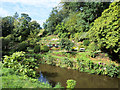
{"left": 21, "top": 13, "right": 31, "bottom": 22}
{"left": 45, "top": 7, "right": 63, "bottom": 34}
{"left": 2, "top": 16, "right": 15, "bottom": 37}
{"left": 13, "top": 13, "right": 31, "bottom": 41}
{"left": 76, "top": 2, "right": 110, "bottom": 32}
{"left": 13, "top": 12, "right": 19, "bottom": 19}
{"left": 89, "top": 1, "right": 120, "bottom": 61}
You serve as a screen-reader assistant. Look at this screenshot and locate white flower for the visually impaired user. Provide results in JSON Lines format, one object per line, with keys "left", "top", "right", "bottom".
{"left": 103, "top": 67, "right": 106, "bottom": 70}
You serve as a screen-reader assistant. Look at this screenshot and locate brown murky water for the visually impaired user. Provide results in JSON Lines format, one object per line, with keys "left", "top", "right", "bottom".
{"left": 37, "top": 64, "right": 119, "bottom": 88}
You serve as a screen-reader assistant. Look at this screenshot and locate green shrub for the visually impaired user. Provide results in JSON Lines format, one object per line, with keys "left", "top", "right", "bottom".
{"left": 27, "top": 47, "right": 34, "bottom": 53}
{"left": 88, "top": 42, "right": 99, "bottom": 51}
{"left": 83, "top": 40, "right": 90, "bottom": 46}
{"left": 17, "top": 41, "right": 28, "bottom": 51}
{"left": 88, "top": 42, "right": 99, "bottom": 57}
{"left": 60, "top": 38, "right": 74, "bottom": 51}
{"left": 34, "top": 45, "right": 40, "bottom": 53}
{"left": 3, "top": 51, "right": 41, "bottom": 78}
{"left": 41, "top": 45, "right": 49, "bottom": 52}
{"left": 66, "top": 79, "right": 76, "bottom": 89}
{"left": 61, "top": 58, "right": 73, "bottom": 67}
{"left": 44, "top": 55, "right": 56, "bottom": 65}
{"left": 78, "top": 43, "right": 84, "bottom": 49}
{"left": 2, "top": 35, "right": 13, "bottom": 51}
{"left": 1, "top": 68, "right": 52, "bottom": 88}
{"left": 54, "top": 83, "right": 64, "bottom": 88}
{"left": 106, "top": 64, "right": 120, "bottom": 77}
{"left": 74, "top": 33, "right": 81, "bottom": 42}
{"left": 75, "top": 57, "right": 120, "bottom": 77}
{"left": 58, "top": 33, "right": 69, "bottom": 38}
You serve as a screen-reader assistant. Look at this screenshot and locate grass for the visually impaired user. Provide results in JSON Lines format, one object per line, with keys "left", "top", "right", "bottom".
{"left": 1, "top": 68, "right": 52, "bottom": 88}
{"left": 1, "top": 75, "right": 51, "bottom": 88}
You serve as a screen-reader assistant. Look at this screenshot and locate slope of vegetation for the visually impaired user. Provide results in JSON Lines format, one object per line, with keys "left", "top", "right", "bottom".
{"left": 1, "top": 0, "right": 120, "bottom": 89}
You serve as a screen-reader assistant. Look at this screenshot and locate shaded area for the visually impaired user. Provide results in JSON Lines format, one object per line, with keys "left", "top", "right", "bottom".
{"left": 37, "top": 64, "right": 119, "bottom": 88}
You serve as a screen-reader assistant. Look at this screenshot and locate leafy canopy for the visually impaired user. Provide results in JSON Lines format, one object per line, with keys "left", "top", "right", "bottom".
{"left": 89, "top": 1, "right": 120, "bottom": 60}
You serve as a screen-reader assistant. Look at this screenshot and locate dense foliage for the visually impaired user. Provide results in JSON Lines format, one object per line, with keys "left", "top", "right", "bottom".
{"left": 1, "top": 13, "right": 42, "bottom": 56}
{"left": 44, "top": 2, "right": 110, "bottom": 38}
{"left": 1, "top": 67, "right": 51, "bottom": 88}
{"left": 1, "top": 0, "right": 120, "bottom": 89}
{"left": 60, "top": 38, "right": 74, "bottom": 51}
{"left": 3, "top": 52, "right": 40, "bottom": 77}
{"left": 89, "top": 1, "right": 120, "bottom": 60}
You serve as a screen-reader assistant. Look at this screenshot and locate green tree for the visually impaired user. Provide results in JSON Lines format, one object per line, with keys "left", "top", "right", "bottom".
{"left": 89, "top": 1, "right": 120, "bottom": 60}
{"left": 21, "top": 13, "right": 31, "bottom": 22}
{"left": 55, "top": 22, "right": 67, "bottom": 34}
{"left": 13, "top": 13, "right": 33, "bottom": 41}
{"left": 28, "top": 21, "right": 41, "bottom": 37}
{"left": 13, "top": 12, "right": 19, "bottom": 19}
{"left": 45, "top": 7, "right": 62, "bottom": 34}
{"left": 64, "top": 12, "right": 80, "bottom": 36}
{"left": 60, "top": 38, "right": 74, "bottom": 51}
{"left": 2, "top": 16, "right": 15, "bottom": 37}
{"left": 76, "top": 2, "right": 110, "bottom": 32}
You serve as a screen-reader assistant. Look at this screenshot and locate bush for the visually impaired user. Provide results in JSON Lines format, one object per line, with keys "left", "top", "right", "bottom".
{"left": 3, "top": 51, "right": 41, "bottom": 77}
{"left": 41, "top": 45, "right": 49, "bottom": 52}
{"left": 61, "top": 58, "right": 73, "bottom": 67}
{"left": 87, "top": 42, "right": 99, "bottom": 57}
{"left": 83, "top": 40, "right": 90, "bottom": 46}
{"left": 1, "top": 68, "right": 52, "bottom": 88}
{"left": 66, "top": 79, "right": 76, "bottom": 89}
{"left": 58, "top": 33, "right": 69, "bottom": 38}
{"left": 17, "top": 41, "right": 28, "bottom": 51}
{"left": 106, "top": 64, "right": 120, "bottom": 77}
{"left": 2, "top": 35, "right": 13, "bottom": 50}
{"left": 74, "top": 33, "right": 81, "bottom": 42}
{"left": 78, "top": 43, "right": 85, "bottom": 50}
{"left": 27, "top": 47, "right": 34, "bottom": 53}
{"left": 54, "top": 83, "right": 64, "bottom": 88}
{"left": 34, "top": 45, "right": 40, "bottom": 53}
{"left": 60, "top": 38, "right": 74, "bottom": 51}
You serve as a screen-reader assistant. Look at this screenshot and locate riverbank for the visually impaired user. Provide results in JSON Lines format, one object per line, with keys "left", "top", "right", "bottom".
{"left": 40, "top": 51, "right": 120, "bottom": 78}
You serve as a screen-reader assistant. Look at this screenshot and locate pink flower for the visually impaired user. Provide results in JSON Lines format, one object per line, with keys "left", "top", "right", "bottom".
{"left": 98, "top": 62, "right": 101, "bottom": 65}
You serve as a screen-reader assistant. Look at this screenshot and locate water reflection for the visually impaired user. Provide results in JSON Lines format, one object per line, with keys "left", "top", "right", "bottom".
{"left": 37, "top": 64, "right": 119, "bottom": 88}
{"left": 38, "top": 71, "right": 49, "bottom": 84}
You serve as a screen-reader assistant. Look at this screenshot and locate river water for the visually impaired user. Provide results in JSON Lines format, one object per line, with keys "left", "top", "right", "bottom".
{"left": 37, "top": 64, "right": 119, "bottom": 88}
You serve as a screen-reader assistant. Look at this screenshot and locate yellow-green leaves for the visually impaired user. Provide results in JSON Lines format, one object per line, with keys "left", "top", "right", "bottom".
{"left": 89, "top": 1, "right": 120, "bottom": 60}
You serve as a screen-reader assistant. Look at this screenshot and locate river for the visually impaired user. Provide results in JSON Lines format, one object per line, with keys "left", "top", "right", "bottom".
{"left": 37, "top": 64, "right": 119, "bottom": 88}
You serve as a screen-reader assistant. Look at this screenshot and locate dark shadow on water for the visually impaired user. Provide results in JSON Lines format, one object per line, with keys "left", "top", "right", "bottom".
{"left": 49, "top": 80, "right": 57, "bottom": 87}
{"left": 38, "top": 71, "right": 58, "bottom": 86}
{"left": 41, "top": 71, "right": 58, "bottom": 77}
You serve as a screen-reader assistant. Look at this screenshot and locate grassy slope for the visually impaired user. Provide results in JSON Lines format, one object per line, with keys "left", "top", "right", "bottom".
{"left": 39, "top": 35, "right": 119, "bottom": 66}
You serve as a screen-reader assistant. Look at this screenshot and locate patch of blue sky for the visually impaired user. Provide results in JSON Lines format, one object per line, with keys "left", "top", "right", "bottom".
{"left": 1, "top": 0, "right": 60, "bottom": 27}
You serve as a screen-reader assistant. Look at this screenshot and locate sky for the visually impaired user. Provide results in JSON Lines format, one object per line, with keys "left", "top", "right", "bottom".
{"left": 0, "top": 0, "right": 61, "bottom": 27}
